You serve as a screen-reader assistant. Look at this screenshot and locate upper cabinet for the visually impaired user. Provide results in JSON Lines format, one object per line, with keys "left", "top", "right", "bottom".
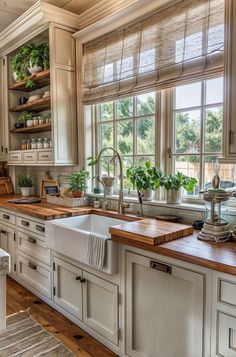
{"left": 220, "top": 0, "right": 236, "bottom": 162}
{"left": 0, "top": 2, "right": 80, "bottom": 166}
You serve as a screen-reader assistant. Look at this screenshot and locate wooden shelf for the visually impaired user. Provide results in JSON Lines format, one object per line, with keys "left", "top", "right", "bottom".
{"left": 8, "top": 70, "right": 50, "bottom": 92}
{"left": 9, "top": 97, "right": 50, "bottom": 113}
{"left": 10, "top": 123, "right": 51, "bottom": 134}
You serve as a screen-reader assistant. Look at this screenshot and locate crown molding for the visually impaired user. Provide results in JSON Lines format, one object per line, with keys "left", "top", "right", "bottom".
{"left": 0, "top": 1, "right": 81, "bottom": 55}
{"left": 73, "top": 0, "right": 176, "bottom": 43}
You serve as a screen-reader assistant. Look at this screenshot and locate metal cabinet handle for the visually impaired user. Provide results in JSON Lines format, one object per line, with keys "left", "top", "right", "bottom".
{"left": 80, "top": 278, "right": 86, "bottom": 283}
{"left": 11, "top": 156, "right": 18, "bottom": 159}
{"left": 28, "top": 262, "right": 37, "bottom": 270}
{"left": 28, "top": 236, "right": 36, "bottom": 244}
{"left": 150, "top": 260, "right": 172, "bottom": 274}
{"left": 3, "top": 214, "right": 10, "bottom": 220}
{"left": 21, "top": 220, "right": 29, "bottom": 227}
{"left": 36, "top": 225, "right": 45, "bottom": 232}
{"left": 25, "top": 155, "right": 33, "bottom": 159}
{"left": 1, "top": 229, "right": 6, "bottom": 234}
{"left": 41, "top": 155, "right": 49, "bottom": 158}
{"left": 76, "top": 276, "right": 81, "bottom": 281}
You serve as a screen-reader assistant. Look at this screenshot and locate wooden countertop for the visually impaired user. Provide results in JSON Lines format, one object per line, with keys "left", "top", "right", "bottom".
{"left": 0, "top": 195, "right": 236, "bottom": 275}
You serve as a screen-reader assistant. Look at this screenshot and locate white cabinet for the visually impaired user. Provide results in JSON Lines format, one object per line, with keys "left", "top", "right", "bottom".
{"left": 53, "top": 256, "right": 119, "bottom": 345}
{"left": 221, "top": 0, "right": 236, "bottom": 161}
{"left": 53, "top": 257, "right": 83, "bottom": 319}
{"left": 125, "top": 251, "right": 204, "bottom": 357}
{"left": 82, "top": 271, "right": 119, "bottom": 345}
{"left": 217, "top": 311, "right": 236, "bottom": 356}
{"left": 0, "top": 222, "right": 16, "bottom": 275}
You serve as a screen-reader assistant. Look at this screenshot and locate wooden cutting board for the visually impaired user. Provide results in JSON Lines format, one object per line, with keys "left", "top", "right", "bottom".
{"left": 0, "top": 177, "right": 14, "bottom": 195}
{"left": 109, "top": 219, "right": 193, "bottom": 245}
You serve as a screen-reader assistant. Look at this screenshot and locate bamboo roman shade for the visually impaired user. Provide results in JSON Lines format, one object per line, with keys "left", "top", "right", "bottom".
{"left": 83, "top": 0, "right": 224, "bottom": 104}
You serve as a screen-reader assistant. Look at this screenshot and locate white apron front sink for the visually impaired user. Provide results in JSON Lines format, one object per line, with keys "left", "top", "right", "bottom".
{"left": 45, "top": 214, "right": 127, "bottom": 274}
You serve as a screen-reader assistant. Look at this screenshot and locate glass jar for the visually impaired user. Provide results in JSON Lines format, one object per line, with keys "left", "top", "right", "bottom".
{"left": 31, "top": 138, "right": 37, "bottom": 149}
{"left": 26, "top": 139, "right": 31, "bottom": 150}
{"left": 49, "top": 138, "right": 52, "bottom": 148}
{"left": 38, "top": 117, "right": 44, "bottom": 125}
{"left": 33, "top": 117, "right": 38, "bottom": 126}
{"left": 21, "top": 140, "right": 26, "bottom": 150}
{"left": 37, "top": 138, "right": 43, "bottom": 149}
{"left": 43, "top": 137, "right": 49, "bottom": 149}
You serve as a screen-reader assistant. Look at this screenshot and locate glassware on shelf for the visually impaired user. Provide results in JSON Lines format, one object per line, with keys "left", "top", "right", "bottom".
{"left": 26, "top": 139, "right": 31, "bottom": 150}
{"left": 33, "top": 117, "right": 38, "bottom": 126}
{"left": 43, "top": 137, "right": 49, "bottom": 149}
{"left": 38, "top": 117, "right": 44, "bottom": 125}
{"left": 21, "top": 140, "right": 26, "bottom": 150}
{"left": 31, "top": 138, "right": 37, "bottom": 149}
{"left": 37, "top": 138, "right": 43, "bottom": 149}
{"left": 49, "top": 138, "right": 52, "bottom": 148}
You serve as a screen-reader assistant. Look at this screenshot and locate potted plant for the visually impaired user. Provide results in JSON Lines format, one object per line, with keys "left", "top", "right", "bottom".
{"left": 68, "top": 170, "right": 90, "bottom": 198}
{"left": 17, "top": 175, "right": 33, "bottom": 197}
{"left": 126, "top": 161, "right": 162, "bottom": 201}
{"left": 160, "top": 172, "right": 197, "bottom": 204}
{"left": 17, "top": 111, "right": 34, "bottom": 127}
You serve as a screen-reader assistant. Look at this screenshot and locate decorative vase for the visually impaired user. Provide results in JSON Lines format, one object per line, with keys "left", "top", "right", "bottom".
{"left": 141, "top": 188, "right": 153, "bottom": 201}
{"left": 166, "top": 189, "right": 181, "bottom": 204}
{"left": 21, "top": 187, "right": 31, "bottom": 197}
{"left": 72, "top": 191, "right": 84, "bottom": 198}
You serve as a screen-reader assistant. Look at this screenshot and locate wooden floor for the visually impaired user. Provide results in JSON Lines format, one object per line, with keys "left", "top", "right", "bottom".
{"left": 6, "top": 277, "right": 117, "bottom": 357}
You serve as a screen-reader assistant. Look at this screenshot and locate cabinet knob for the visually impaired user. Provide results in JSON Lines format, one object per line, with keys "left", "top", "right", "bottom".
{"left": 3, "top": 214, "right": 9, "bottom": 220}
{"left": 28, "top": 236, "right": 36, "bottom": 244}
{"left": 1, "top": 229, "right": 6, "bottom": 234}
{"left": 76, "top": 276, "right": 81, "bottom": 281}
{"left": 21, "top": 220, "right": 29, "bottom": 226}
{"left": 36, "top": 225, "right": 45, "bottom": 232}
{"left": 80, "top": 278, "right": 86, "bottom": 283}
{"left": 28, "top": 262, "right": 37, "bottom": 270}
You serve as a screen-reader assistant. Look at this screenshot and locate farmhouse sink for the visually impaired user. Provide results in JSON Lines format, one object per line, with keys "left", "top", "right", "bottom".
{"left": 45, "top": 214, "right": 128, "bottom": 274}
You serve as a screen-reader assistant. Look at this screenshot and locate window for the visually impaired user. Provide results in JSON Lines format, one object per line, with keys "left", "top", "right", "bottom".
{"left": 94, "top": 92, "right": 156, "bottom": 189}
{"left": 172, "top": 77, "right": 236, "bottom": 196}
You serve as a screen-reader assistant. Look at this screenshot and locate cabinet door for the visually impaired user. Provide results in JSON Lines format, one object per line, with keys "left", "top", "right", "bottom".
{"left": 0, "top": 223, "right": 8, "bottom": 252}
{"left": 53, "top": 257, "right": 82, "bottom": 320}
{"left": 126, "top": 252, "right": 204, "bottom": 357}
{"left": 82, "top": 271, "right": 119, "bottom": 345}
{"left": 6, "top": 226, "right": 16, "bottom": 275}
{"left": 217, "top": 311, "right": 236, "bottom": 356}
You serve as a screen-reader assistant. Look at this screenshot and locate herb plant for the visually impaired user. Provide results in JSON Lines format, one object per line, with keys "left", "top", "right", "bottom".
{"left": 126, "top": 161, "right": 162, "bottom": 191}
{"left": 18, "top": 111, "right": 34, "bottom": 124}
{"left": 68, "top": 170, "right": 90, "bottom": 192}
{"left": 17, "top": 175, "right": 33, "bottom": 188}
{"left": 160, "top": 172, "right": 197, "bottom": 192}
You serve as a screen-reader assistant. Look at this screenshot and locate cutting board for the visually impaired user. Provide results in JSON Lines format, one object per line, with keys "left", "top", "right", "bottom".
{"left": 0, "top": 177, "right": 14, "bottom": 195}
{"left": 109, "top": 220, "right": 193, "bottom": 245}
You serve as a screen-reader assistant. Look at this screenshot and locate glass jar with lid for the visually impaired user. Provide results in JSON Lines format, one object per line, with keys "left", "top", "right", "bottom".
{"left": 37, "top": 138, "right": 43, "bottom": 149}
{"left": 43, "top": 137, "right": 49, "bottom": 149}
{"left": 21, "top": 140, "right": 26, "bottom": 150}
{"left": 31, "top": 138, "right": 37, "bottom": 149}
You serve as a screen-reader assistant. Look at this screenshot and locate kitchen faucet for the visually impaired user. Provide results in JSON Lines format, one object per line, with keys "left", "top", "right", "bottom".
{"left": 96, "top": 147, "right": 130, "bottom": 214}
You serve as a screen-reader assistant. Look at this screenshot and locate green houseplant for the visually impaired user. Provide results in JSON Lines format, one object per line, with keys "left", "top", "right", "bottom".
{"left": 126, "top": 161, "right": 162, "bottom": 201}
{"left": 17, "top": 175, "right": 33, "bottom": 197}
{"left": 18, "top": 111, "right": 34, "bottom": 127}
{"left": 68, "top": 170, "right": 90, "bottom": 198}
{"left": 11, "top": 43, "right": 49, "bottom": 87}
{"left": 160, "top": 172, "right": 197, "bottom": 203}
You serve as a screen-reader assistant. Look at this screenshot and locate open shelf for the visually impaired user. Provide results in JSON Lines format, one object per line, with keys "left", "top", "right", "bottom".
{"left": 8, "top": 70, "right": 50, "bottom": 92}
{"left": 10, "top": 123, "right": 51, "bottom": 134}
{"left": 9, "top": 97, "right": 51, "bottom": 113}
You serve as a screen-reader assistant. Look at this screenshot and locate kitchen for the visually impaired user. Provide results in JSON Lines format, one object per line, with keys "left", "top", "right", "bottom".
{"left": 0, "top": 0, "right": 235, "bottom": 356}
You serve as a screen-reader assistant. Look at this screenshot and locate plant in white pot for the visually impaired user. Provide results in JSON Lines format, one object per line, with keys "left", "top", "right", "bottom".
{"left": 126, "top": 161, "right": 162, "bottom": 201}
{"left": 17, "top": 175, "right": 33, "bottom": 197}
{"left": 160, "top": 172, "right": 197, "bottom": 204}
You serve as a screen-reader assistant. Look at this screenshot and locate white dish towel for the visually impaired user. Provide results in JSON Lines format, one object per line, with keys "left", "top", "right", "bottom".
{"left": 87, "top": 232, "right": 108, "bottom": 270}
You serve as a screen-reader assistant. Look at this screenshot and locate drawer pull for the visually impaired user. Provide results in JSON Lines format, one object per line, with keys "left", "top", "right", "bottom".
{"left": 11, "top": 156, "right": 19, "bottom": 159}
{"left": 36, "top": 225, "right": 45, "bottom": 232}
{"left": 28, "top": 262, "right": 37, "bottom": 270}
{"left": 21, "top": 220, "right": 29, "bottom": 227}
{"left": 3, "top": 214, "right": 10, "bottom": 220}
{"left": 28, "top": 236, "right": 36, "bottom": 244}
{"left": 41, "top": 155, "right": 49, "bottom": 158}
{"left": 80, "top": 278, "right": 86, "bottom": 283}
{"left": 25, "top": 155, "right": 33, "bottom": 159}
{"left": 150, "top": 260, "right": 172, "bottom": 274}
{"left": 1, "top": 229, "right": 6, "bottom": 234}
{"left": 76, "top": 276, "right": 81, "bottom": 281}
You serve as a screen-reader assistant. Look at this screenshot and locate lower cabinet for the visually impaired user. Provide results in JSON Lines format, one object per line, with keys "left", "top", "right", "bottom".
{"left": 217, "top": 311, "right": 236, "bottom": 356}
{"left": 0, "top": 222, "right": 16, "bottom": 275}
{"left": 125, "top": 251, "right": 204, "bottom": 357}
{"left": 53, "top": 256, "right": 119, "bottom": 345}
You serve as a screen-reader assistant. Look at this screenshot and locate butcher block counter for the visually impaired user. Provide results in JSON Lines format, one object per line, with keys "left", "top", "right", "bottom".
{"left": 0, "top": 195, "right": 236, "bottom": 275}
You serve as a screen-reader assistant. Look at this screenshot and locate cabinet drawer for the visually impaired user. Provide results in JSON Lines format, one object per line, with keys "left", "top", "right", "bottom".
{"left": 22, "top": 151, "right": 37, "bottom": 164}
{"left": 0, "top": 210, "right": 15, "bottom": 225}
{"left": 17, "top": 254, "right": 51, "bottom": 299}
{"left": 218, "top": 278, "right": 236, "bottom": 308}
{"left": 17, "top": 230, "right": 50, "bottom": 266}
{"left": 8, "top": 151, "right": 21, "bottom": 164}
{"left": 16, "top": 216, "right": 45, "bottom": 237}
{"left": 217, "top": 311, "right": 236, "bottom": 356}
{"left": 38, "top": 150, "right": 52, "bottom": 163}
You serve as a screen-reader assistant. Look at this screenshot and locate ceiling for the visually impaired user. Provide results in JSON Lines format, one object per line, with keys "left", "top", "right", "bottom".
{"left": 0, "top": 0, "right": 102, "bottom": 32}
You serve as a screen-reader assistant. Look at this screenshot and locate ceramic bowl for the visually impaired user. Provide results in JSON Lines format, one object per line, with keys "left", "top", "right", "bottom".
{"left": 28, "top": 94, "right": 41, "bottom": 102}
{"left": 15, "top": 123, "right": 24, "bottom": 129}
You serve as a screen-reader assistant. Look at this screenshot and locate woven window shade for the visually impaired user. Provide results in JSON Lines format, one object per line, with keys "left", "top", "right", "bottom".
{"left": 83, "top": 0, "right": 224, "bottom": 104}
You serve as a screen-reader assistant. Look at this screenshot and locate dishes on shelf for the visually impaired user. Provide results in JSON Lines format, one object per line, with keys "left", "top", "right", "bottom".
{"left": 28, "top": 94, "right": 41, "bottom": 102}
